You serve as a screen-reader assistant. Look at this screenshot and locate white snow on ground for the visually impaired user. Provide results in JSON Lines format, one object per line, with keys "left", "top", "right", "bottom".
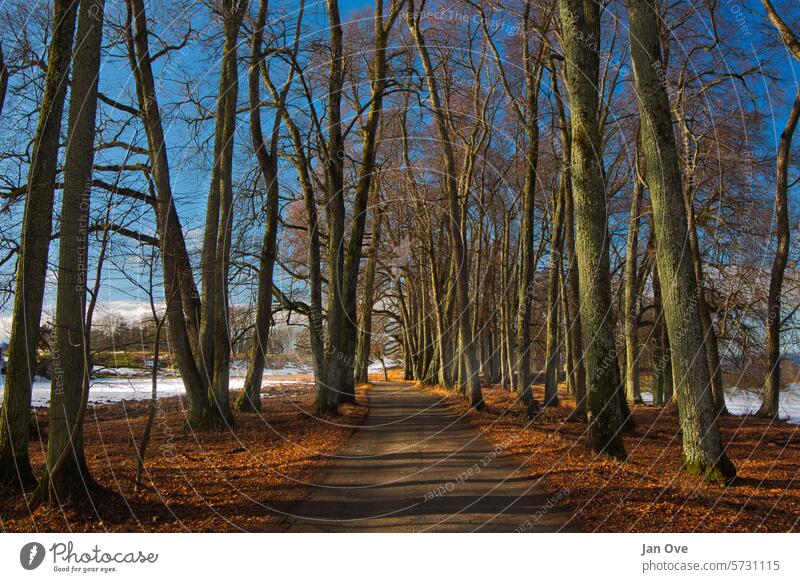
{"left": 367, "top": 358, "right": 401, "bottom": 372}
{"left": 641, "top": 384, "right": 800, "bottom": 424}
{"left": 0, "top": 364, "right": 312, "bottom": 406}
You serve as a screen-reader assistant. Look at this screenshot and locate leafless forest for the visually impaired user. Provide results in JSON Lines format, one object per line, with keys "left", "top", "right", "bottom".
{"left": 1, "top": 0, "right": 800, "bottom": 532}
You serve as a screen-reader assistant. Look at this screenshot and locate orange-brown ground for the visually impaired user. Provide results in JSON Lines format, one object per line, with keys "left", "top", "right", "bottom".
{"left": 4, "top": 372, "right": 798, "bottom": 533}
{"left": 0, "top": 381, "right": 368, "bottom": 532}
{"left": 423, "top": 382, "right": 800, "bottom": 532}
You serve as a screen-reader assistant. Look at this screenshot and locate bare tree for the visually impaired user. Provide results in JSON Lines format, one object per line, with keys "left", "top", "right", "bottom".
{"left": 758, "top": 0, "right": 800, "bottom": 418}
{"left": 0, "top": 0, "right": 78, "bottom": 487}
{"left": 626, "top": 0, "right": 735, "bottom": 482}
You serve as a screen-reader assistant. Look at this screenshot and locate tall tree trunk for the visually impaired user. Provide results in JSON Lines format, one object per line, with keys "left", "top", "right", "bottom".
{"left": 758, "top": 0, "right": 800, "bottom": 417}
{"left": 209, "top": 1, "right": 247, "bottom": 425}
{"left": 237, "top": 0, "right": 285, "bottom": 413}
{"left": 336, "top": 0, "right": 400, "bottom": 404}
{"left": 0, "top": 0, "right": 78, "bottom": 488}
{"left": 354, "top": 191, "right": 384, "bottom": 384}
{"left": 514, "top": 132, "right": 539, "bottom": 406}
{"left": 320, "top": 0, "right": 348, "bottom": 413}
{"left": 551, "top": 56, "right": 585, "bottom": 419}
{"left": 278, "top": 109, "right": 327, "bottom": 409}
{"left": 626, "top": 0, "right": 735, "bottom": 483}
{"left": 759, "top": 90, "right": 800, "bottom": 417}
{"left": 557, "top": 0, "right": 625, "bottom": 457}
{"left": 499, "top": 217, "right": 514, "bottom": 389}
{"left": 683, "top": 189, "right": 727, "bottom": 414}
{"left": 624, "top": 161, "right": 644, "bottom": 403}
{"left": 127, "top": 0, "right": 210, "bottom": 428}
{"left": 544, "top": 180, "right": 565, "bottom": 406}
{"left": 514, "top": 66, "right": 544, "bottom": 409}
{"left": 42, "top": 0, "right": 106, "bottom": 503}
{"left": 650, "top": 262, "right": 672, "bottom": 406}
{"left": 559, "top": 256, "right": 574, "bottom": 396}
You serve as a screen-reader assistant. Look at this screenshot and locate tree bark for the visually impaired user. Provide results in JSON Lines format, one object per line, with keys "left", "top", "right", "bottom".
{"left": 354, "top": 190, "right": 384, "bottom": 384}
{"left": 237, "top": 0, "right": 283, "bottom": 413}
{"left": 557, "top": 0, "right": 625, "bottom": 457}
{"left": 626, "top": 0, "right": 735, "bottom": 483}
{"left": 624, "top": 159, "right": 644, "bottom": 403}
{"left": 41, "top": 0, "right": 106, "bottom": 503}
{"left": 207, "top": 0, "right": 247, "bottom": 425}
{"left": 759, "top": 90, "right": 800, "bottom": 417}
{"left": 544, "top": 178, "right": 565, "bottom": 407}
{"left": 0, "top": 0, "right": 78, "bottom": 488}
{"left": 758, "top": 0, "right": 800, "bottom": 418}
{"left": 127, "top": 0, "right": 210, "bottom": 428}
{"left": 551, "top": 54, "right": 585, "bottom": 419}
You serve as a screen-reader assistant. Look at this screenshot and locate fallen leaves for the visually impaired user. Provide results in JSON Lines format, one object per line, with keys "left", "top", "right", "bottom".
{"left": 0, "top": 383, "right": 368, "bottom": 532}
{"left": 424, "top": 382, "right": 800, "bottom": 532}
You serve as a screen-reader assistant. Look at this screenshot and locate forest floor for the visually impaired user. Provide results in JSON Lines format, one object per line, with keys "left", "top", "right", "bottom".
{"left": 0, "top": 376, "right": 369, "bottom": 532}
{"left": 422, "top": 378, "right": 800, "bottom": 532}
{"left": 3, "top": 372, "right": 798, "bottom": 532}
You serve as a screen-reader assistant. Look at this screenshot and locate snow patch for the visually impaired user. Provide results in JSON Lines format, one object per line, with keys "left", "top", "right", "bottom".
{"left": 641, "top": 384, "right": 800, "bottom": 424}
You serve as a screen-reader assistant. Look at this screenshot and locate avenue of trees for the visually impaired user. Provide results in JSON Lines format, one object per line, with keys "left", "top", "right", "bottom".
{"left": 1, "top": 0, "right": 799, "bottom": 501}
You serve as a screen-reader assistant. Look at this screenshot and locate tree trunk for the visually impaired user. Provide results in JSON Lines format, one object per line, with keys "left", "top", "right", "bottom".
{"left": 683, "top": 189, "right": 727, "bottom": 414}
{"left": 41, "top": 0, "right": 106, "bottom": 503}
{"left": 650, "top": 263, "right": 667, "bottom": 406}
{"left": 624, "top": 163, "right": 644, "bottom": 403}
{"left": 136, "top": 302, "right": 164, "bottom": 492}
{"left": 759, "top": 89, "right": 800, "bottom": 417}
{"left": 558, "top": 0, "right": 625, "bottom": 457}
{"left": 335, "top": 0, "right": 398, "bottom": 405}
{"left": 544, "top": 179, "right": 565, "bottom": 406}
{"left": 209, "top": 1, "right": 246, "bottom": 425}
{"left": 320, "top": 0, "right": 348, "bottom": 413}
{"left": 626, "top": 0, "right": 735, "bottom": 483}
{"left": 0, "top": 0, "right": 78, "bottom": 488}
{"left": 237, "top": 0, "right": 281, "bottom": 413}
{"left": 551, "top": 56, "right": 585, "bottom": 419}
{"left": 757, "top": 0, "right": 800, "bottom": 418}
{"left": 0, "top": 44, "right": 8, "bottom": 117}
{"left": 127, "top": 0, "right": 211, "bottom": 428}
{"left": 354, "top": 193, "right": 384, "bottom": 384}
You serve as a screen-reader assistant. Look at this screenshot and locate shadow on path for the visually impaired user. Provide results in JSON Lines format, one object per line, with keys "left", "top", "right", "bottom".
{"left": 280, "top": 382, "right": 578, "bottom": 532}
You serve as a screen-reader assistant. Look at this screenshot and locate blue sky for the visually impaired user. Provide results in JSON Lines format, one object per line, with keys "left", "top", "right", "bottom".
{"left": 1, "top": 0, "right": 799, "bottom": 343}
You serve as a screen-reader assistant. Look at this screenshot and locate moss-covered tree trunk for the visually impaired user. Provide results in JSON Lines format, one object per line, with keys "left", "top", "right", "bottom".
{"left": 43, "top": 0, "right": 106, "bottom": 503}
{"left": 650, "top": 263, "right": 667, "bottom": 406}
{"left": 557, "top": 0, "right": 625, "bottom": 457}
{"left": 683, "top": 189, "right": 727, "bottom": 414}
{"left": 626, "top": 0, "right": 735, "bottom": 483}
{"left": 0, "top": 0, "right": 78, "bottom": 488}
{"left": 551, "top": 55, "right": 585, "bottom": 419}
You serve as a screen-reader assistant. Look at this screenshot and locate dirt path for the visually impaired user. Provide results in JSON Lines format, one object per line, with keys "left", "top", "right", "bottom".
{"left": 281, "top": 381, "right": 577, "bottom": 532}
